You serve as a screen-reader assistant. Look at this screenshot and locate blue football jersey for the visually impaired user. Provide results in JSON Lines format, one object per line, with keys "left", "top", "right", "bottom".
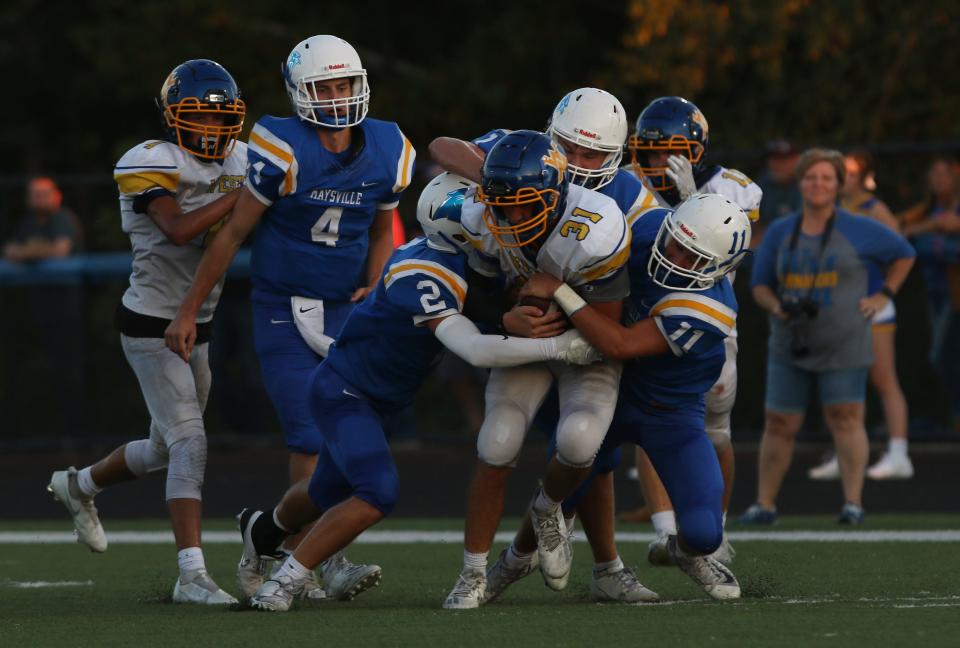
{"left": 621, "top": 208, "right": 738, "bottom": 408}
{"left": 246, "top": 116, "right": 416, "bottom": 302}
{"left": 325, "top": 238, "right": 468, "bottom": 406}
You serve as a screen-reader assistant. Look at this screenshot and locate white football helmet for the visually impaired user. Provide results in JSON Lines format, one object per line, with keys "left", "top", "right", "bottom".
{"left": 417, "top": 172, "right": 476, "bottom": 253}
{"left": 547, "top": 88, "right": 627, "bottom": 190}
{"left": 648, "top": 193, "right": 751, "bottom": 291}
{"left": 282, "top": 35, "right": 370, "bottom": 128}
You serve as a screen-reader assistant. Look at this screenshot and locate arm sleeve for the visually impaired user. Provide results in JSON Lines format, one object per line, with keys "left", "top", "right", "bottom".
{"left": 383, "top": 261, "right": 467, "bottom": 325}
{"left": 246, "top": 121, "right": 296, "bottom": 206}
{"left": 434, "top": 313, "right": 556, "bottom": 367}
{"left": 379, "top": 126, "right": 416, "bottom": 210}
{"left": 848, "top": 216, "right": 916, "bottom": 264}
{"left": 654, "top": 315, "right": 728, "bottom": 358}
{"left": 114, "top": 143, "right": 180, "bottom": 212}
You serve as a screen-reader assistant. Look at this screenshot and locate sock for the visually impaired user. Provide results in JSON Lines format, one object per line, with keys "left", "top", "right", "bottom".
{"left": 564, "top": 515, "right": 576, "bottom": 533}
{"left": 178, "top": 547, "right": 205, "bottom": 576}
{"left": 75, "top": 467, "right": 102, "bottom": 499}
{"left": 275, "top": 555, "right": 312, "bottom": 582}
{"left": 722, "top": 511, "right": 727, "bottom": 529}
{"left": 534, "top": 488, "right": 559, "bottom": 513}
{"left": 464, "top": 550, "right": 488, "bottom": 572}
{"left": 503, "top": 544, "right": 534, "bottom": 569}
{"left": 272, "top": 507, "right": 294, "bottom": 533}
{"left": 251, "top": 508, "right": 290, "bottom": 556}
{"left": 889, "top": 438, "right": 908, "bottom": 457}
{"left": 650, "top": 510, "right": 678, "bottom": 536}
{"left": 593, "top": 556, "right": 624, "bottom": 575}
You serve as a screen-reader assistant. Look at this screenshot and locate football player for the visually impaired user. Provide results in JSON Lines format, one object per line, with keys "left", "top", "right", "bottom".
{"left": 430, "top": 89, "right": 660, "bottom": 604}
{"left": 498, "top": 193, "right": 751, "bottom": 601}
{"left": 47, "top": 59, "right": 246, "bottom": 604}
{"left": 232, "top": 173, "right": 600, "bottom": 611}
{"left": 428, "top": 130, "right": 629, "bottom": 609}
{"left": 164, "top": 35, "right": 413, "bottom": 599}
{"left": 624, "top": 96, "right": 762, "bottom": 566}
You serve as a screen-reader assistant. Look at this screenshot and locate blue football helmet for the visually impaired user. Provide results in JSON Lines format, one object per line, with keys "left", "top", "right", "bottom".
{"left": 628, "top": 96, "right": 709, "bottom": 191}
{"left": 477, "top": 130, "right": 569, "bottom": 249}
{"left": 156, "top": 59, "right": 245, "bottom": 160}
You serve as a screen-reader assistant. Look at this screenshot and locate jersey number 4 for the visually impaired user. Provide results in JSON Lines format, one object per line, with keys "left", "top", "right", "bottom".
{"left": 311, "top": 207, "right": 343, "bottom": 246}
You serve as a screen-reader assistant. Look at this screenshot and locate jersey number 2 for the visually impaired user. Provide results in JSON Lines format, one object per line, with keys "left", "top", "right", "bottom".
{"left": 311, "top": 207, "right": 343, "bottom": 247}
{"left": 418, "top": 280, "right": 448, "bottom": 313}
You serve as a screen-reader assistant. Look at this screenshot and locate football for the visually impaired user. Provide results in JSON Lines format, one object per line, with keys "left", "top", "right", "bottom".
{"left": 518, "top": 295, "right": 558, "bottom": 315}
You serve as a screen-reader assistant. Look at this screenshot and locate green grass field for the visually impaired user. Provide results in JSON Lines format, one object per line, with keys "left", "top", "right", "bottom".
{"left": 2, "top": 516, "right": 959, "bottom": 647}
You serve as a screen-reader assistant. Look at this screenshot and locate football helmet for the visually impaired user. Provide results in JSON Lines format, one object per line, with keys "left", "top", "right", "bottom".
{"left": 282, "top": 35, "right": 370, "bottom": 129}
{"left": 629, "top": 96, "right": 709, "bottom": 191}
{"left": 478, "top": 130, "right": 569, "bottom": 249}
{"left": 156, "top": 59, "right": 245, "bottom": 161}
{"left": 547, "top": 88, "right": 627, "bottom": 190}
{"left": 648, "top": 193, "right": 751, "bottom": 291}
{"left": 416, "top": 172, "right": 476, "bottom": 253}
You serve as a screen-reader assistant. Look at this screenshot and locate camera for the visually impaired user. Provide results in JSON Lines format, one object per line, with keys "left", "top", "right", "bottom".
{"left": 780, "top": 295, "right": 819, "bottom": 358}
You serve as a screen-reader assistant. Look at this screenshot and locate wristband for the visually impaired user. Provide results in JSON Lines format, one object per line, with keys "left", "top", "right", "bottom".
{"left": 880, "top": 286, "right": 896, "bottom": 299}
{"left": 553, "top": 283, "right": 587, "bottom": 317}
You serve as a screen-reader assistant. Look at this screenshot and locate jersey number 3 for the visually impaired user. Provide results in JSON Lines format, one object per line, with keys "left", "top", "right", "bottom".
{"left": 311, "top": 207, "right": 343, "bottom": 247}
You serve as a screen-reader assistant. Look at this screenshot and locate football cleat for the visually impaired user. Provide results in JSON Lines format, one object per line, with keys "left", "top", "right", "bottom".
{"left": 302, "top": 570, "right": 328, "bottom": 600}
{"left": 867, "top": 452, "right": 914, "bottom": 480}
{"left": 47, "top": 467, "right": 107, "bottom": 553}
{"left": 173, "top": 569, "right": 238, "bottom": 605}
{"left": 738, "top": 503, "right": 777, "bottom": 525}
{"left": 320, "top": 551, "right": 381, "bottom": 601}
{"left": 530, "top": 499, "right": 572, "bottom": 590}
{"left": 807, "top": 454, "right": 840, "bottom": 481}
{"left": 647, "top": 531, "right": 676, "bottom": 567}
{"left": 837, "top": 502, "right": 865, "bottom": 525}
{"left": 483, "top": 549, "right": 539, "bottom": 604}
{"left": 249, "top": 573, "right": 305, "bottom": 612}
{"left": 236, "top": 509, "right": 283, "bottom": 598}
{"left": 710, "top": 534, "right": 736, "bottom": 566}
{"left": 668, "top": 535, "right": 740, "bottom": 600}
{"left": 442, "top": 568, "right": 486, "bottom": 610}
{"left": 591, "top": 565, "right": 660, "bottom": 604}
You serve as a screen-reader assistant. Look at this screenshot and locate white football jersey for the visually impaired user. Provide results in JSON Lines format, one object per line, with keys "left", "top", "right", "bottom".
{"left": 114, "top": 140, "right": 247, "bottom": 322}
{"left": 459, "top": 183, "right": 630, "bottom": 301}
{"left": 697, "top": 166, "right": 762, "bottom": 222}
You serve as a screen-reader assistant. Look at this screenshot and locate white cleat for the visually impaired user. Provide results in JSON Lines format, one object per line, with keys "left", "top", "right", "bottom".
{"left": 236, "top": 509, "right": 274, "bottom": 598}
{"left": 867, "top": 452, "right": 914, "bottom": 480}
{"left": 668, "top": 535, "right": 740, "bottom": 600}
{"left": 173, "top": 570, "right": 238, "bottom": 605}
{"left": 47, "top": 467, "right": 107, "bottom": 553}
{"left": 591, "top": 565, "right": 660, "bottom": 604}
{"left": 443, "top": 568, "right": 486, "bottom": 609}
{"left": 530, "top": 501, "right": 572, "bottom": 591}
{"left": 302, "top": 570, "right": 328, "bottom": 600}
{"left": 709, "top": 534, "right": 736, "bottom": 566}
{"left": 320, "top": 551, "right": 381, "bottom": 601}
{"left": 249, "top": 573, "right": 304, "bottom": 612}
{"left": 647, "top": 531, "right": 676, "bottom": 567}
{"left": 483, "top": 549, "right": 538, "bottom": 604}
{"left": 807, "top": 454, "right": 840, "bottom": 481}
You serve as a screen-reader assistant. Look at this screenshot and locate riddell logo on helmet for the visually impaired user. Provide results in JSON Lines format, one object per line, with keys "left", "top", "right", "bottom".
{"left": 328, "top": 63, "right": 347, "bottom": 70}
{"left": 679, "top": 223, "right": 697, "bottom": 239}
{"left": 575, "top": 128, "right": 598, "bottom": 139}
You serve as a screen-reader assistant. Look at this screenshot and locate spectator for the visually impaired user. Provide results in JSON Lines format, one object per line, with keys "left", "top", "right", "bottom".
{"left": 754, "top": 139, "right": 802, "bottom": 244}
{"left": 901, "top": 156, "right": 960, "bottom": 434}
{"left": 740, "top": 148, "right": 915, "bottom": 525}
{"left": 3, "top": 177, "right": 81, "bottom": 262}
{"left": 809, "top": 151, "right": 913, "bottom": 480}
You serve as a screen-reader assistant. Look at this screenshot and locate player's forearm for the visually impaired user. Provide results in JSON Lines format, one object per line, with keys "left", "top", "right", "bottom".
{"left": 178, "top": 227, "right": 243, "bottom": 316}
{"left": 428, "top": 137, "right": 484, "bottom": 183}
{"left": 434, "top": 314, "right": 557, "bottom": 367}
{"left": 161, "top": 190, "right": 240, "bottom": 246}
{"left": 364, "top": 220, "right": 394, "bottom": 288}
{"left": 566, "top": 306, "right": 638, "bottom": 359}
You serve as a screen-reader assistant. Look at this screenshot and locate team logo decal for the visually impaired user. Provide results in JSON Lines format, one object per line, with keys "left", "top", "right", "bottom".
{"left": 287, "top": 51, "right": 302, "bottom": 69}
{"left": 542, "top": 146, "right": 568, "bottom": 176}
{"left": 555, "top": 94, "right": 571, "bottom": 115}
{"left": 690, "top": 109, "right": 709, "bottom": 139}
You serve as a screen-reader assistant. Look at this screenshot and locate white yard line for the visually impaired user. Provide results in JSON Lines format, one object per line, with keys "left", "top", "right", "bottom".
{"left": 0, "top": 529, "right": 958, "bottom": 544}
{"left": 3, "top": 580, "right": 94, "bottom": 588}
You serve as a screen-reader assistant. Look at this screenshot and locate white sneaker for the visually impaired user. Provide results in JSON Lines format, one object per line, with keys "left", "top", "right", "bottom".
{"left": 709, "top": 534, "right": 736, "bottom": 566}
{"left": 530, "top": 501, "right": 572, "bottom": 591}
{"left": 47, "top": 467, "right": 107, "bottom": 553}
{"left": 236, "top": 509, "right": 277, "bottom": 598}
{"left": 807, "top": 454, "right": 840, "bottom": 481}
{"left": 668, "top": 535, "right": 740, "bottom": 600}
{"left": 483, "top": 549, "right": 538, "bottom": 604}
{"left": 249, "top": 573, "right": 304, "bottom": 612}
{"left": 173, "top": 569, "right": 238, "bottom": 605}
{"left": 647, "top": 531, "right": 676, "bottom": 567}
{"left": 302, "top": 570, "right": 327, "bottom": 600}
{"left": 320, "top": 551, "right": 381, "bottom": 601}
{"left": 591, "top": 565, "right": 660, "bottom": 603}
{"left": 867, "top": 452, "right": 914, "bottom": 480}
{"left": 443, "top": 568, "right": 486, "bottom": 609}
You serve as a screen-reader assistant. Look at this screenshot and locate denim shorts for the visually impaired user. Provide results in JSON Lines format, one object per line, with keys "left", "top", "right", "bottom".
{"left": 765, "top": 355, "right": 868, "bottom": 412}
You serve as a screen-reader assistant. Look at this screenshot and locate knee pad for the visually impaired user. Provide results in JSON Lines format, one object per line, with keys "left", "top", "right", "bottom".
{"left": 477, "top": 403, "right": 529, "bottom": 467}
{"left": 124, "top": 439, "right": 168, "bottom": 477}
{"left": 355, "top": 465, "right": 400, "bottom": 517}
{"left": 165, "top": 434, "right": 207, "bottom": 501}
{"left": 554, "top": 410, "right": 606, "bottom": 468}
